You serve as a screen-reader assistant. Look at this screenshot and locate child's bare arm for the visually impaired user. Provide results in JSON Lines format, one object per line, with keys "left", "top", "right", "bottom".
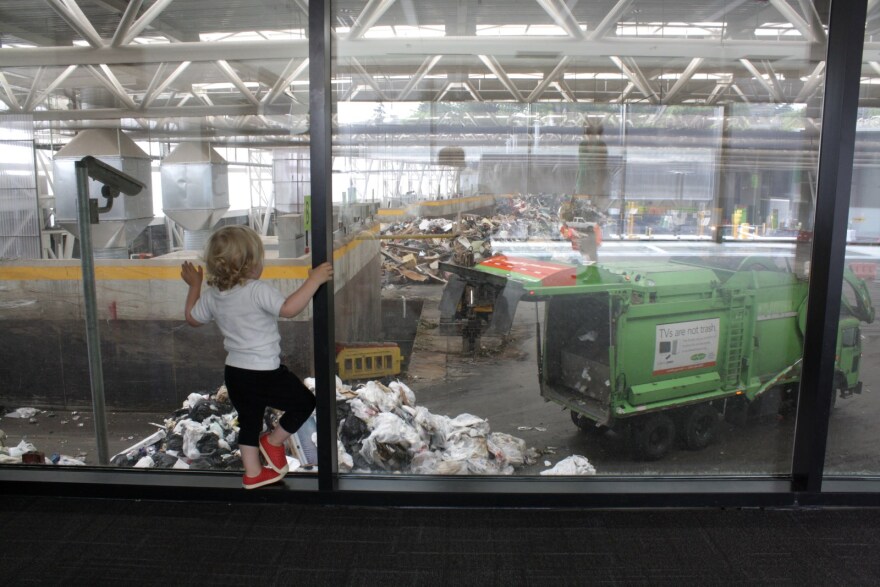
{"left": 180, "top": 261, "right": 204, "bottom": 327}
{"left": 279, "top": 261, "right": 334, "bottom": 318}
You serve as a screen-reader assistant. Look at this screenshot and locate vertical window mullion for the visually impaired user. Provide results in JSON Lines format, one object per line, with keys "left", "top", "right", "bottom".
{"left": 309, "top": 0, "right": 338, "bottom": 491}
{"left": 792, "top": 0, "right": 868, "bottom": 492}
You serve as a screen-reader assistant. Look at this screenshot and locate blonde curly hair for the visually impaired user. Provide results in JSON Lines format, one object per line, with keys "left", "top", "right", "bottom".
{"left": 203, "top": 225, "right": 264, "bottom": 291}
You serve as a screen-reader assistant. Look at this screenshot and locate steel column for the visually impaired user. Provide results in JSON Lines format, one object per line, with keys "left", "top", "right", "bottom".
{"left": 74, "top": 160, "right": 110, "bottom": 465}
{"left": 792, "top": 0, "right": 868, "bottom": 493}
{"left": 309, "top": 0, "right": 339, "bottom": 491}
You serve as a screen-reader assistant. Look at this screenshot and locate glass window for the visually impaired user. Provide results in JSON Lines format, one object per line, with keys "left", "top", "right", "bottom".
{"left": 825, "top": 20, "right": 880, "bottom": 473}
{"left": 0, "top": 2, "right": 310, "bottom": 475}
{"left": 331, "top": 1, "right": 830, "bottom": 477}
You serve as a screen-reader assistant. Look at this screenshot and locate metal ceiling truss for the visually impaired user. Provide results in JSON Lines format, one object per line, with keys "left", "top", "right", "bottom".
{"left": 0, "top": 0, "right": 877, "bottom": 142}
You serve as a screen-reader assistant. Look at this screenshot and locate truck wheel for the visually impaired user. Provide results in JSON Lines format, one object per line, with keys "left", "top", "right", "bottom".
{"left": 830, "top": 375, "right": 846, "bottom": 411}
{"left": 570, "top": 411, "right": 606, "bottom": 435}
{"left": 631, "top": 414, "right": 676, "bottom": 460}
{"left": 682, "top": 404, "right": 720, "bottom": 450}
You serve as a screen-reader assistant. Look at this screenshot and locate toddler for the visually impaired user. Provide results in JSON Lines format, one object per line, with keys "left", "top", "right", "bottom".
{"left": 181, "top": 225, "right": 333, "bottom": 489}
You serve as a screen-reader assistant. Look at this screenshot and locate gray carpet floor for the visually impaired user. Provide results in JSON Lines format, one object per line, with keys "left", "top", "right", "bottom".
{"left": 2, "top": 495, "right": 879, "bottom": 585}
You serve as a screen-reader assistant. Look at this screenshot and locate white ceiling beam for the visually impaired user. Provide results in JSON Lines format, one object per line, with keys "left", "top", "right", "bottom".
{"left": 610, "top": 56, "right": 659, "bottom": 103}
{"left": 763, "top": 60, "right": 785, "bottom": 102}
{"left": 796, "top": 0, "right": 826, "bottom": 44}
{"left": 122, "top": 0, "right": 177, "bottom": 45}
{"left": 292, "top": 0, "right": 309, "bottom": 17}
{"left": 463, "top": 81, "right": 483, "bottom": 102}
{"left": 535, "top": 0, "right": 586, "bottom": 39}
{"left": 111, "top": 0, "right": 145, "bottom": 47}
{"left": 705, "top": 0, "right": 749, "bottom": 24}
{"left": 92, "top": 0, "right": 187, "bottom": 43}
{"left": 768, "top": 0, "right": 821, "bottom": 43}
{"left": 705, "top": 80, "right": 731, "bottom": 105}
{"left": 25, "top": 103, "right": 291, "bottom": 122}
{"left": 553, "top": 79, "right": 576, "bottom": 102}
{"left": 44, "top": 0, "right": 105, "bottom": 48}
{"left": 23, "top": 67, "right": 46, "bottom": 112}
{"left": 612, "top": 81, "right": 636, "bottom": 104}
{"left": 794, "top": 61, "right": 825, "bottom": 103}
{"left": 479, "top": 55, "right": 525, "bottom": 101}
{"left": 348, "top": 0, "right": 398, "bottom": 40}
{"left": 85, "top": 64, "right": 138, "bottom": 109}
{"left": 623, "top": 57, "right": 660, "bottom": 103}
{"left": 142, "top": 63, "right": 169, "bottom": 104}
{"left": 740, "top": 58, "right": 783, "bottom": 102}
{"left": 261, "top": 59, "right": 309, "bottom": 105}
{"left": 663, "top": 57, "right": 704, "bottom": 103}
{"left": 527, "top": 56, "right": 571, "bottom": 102}
{"left": 215, "top": 60, "right": 260, "bottom": 106}
{"left": 142, "top": 61, "right": 191, "bottom": 108}
{"left": 0, "top": 37, "right": 828, "bottom": 68}
{"left": 435, "top": 83, "right": 453, "bottom": 102}
{"left": 398, "top": 55, "right": 442, "bottom": 100}
{"left": 350, "top": 57, "right": 390, "bottom": 101}
{"left": 0, "top": 73, "right": 23, "bottom": 111}
{"left": 28, "top": 64, "right": 78, "bottom": 110}
{"left": 731, "top": 84, "right": 750, "bottom": 104}
{"left": 588, "top": 0, "right": 635, "bottom": 40}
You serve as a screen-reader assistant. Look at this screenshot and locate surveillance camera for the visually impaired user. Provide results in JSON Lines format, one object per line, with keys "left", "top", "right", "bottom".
{"left": 77, "top": 155, "right": 145, "bottom": 196}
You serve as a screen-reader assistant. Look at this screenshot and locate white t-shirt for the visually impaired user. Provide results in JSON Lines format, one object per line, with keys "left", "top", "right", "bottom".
{"left": 190, "top": 280, "right": 286, "bottom": 370}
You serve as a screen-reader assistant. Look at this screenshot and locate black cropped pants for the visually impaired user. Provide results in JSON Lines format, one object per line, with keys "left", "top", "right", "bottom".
{"left": 224, "top": 364, "right": 316, "bottom": 447}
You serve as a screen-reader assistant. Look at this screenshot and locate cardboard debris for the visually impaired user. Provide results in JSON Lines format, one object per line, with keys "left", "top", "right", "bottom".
{"left": 380, "top": 195, "right": 602, "bottom": 285}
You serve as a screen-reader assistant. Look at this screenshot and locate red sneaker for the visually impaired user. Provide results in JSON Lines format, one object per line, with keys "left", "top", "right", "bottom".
{"left": 242, "top": 467, "right": 284, "bottom": 490}
{"left": 259, "top": 433, "right": 290, "bottom": 474}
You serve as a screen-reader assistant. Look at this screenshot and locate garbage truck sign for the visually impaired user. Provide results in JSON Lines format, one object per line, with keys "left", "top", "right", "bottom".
{"left": 653, "top": 318, "right": 720, "bottom": 375}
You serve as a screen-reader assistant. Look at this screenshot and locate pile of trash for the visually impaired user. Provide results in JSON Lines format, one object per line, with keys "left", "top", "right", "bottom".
{"left": 328, "top": 377, "right": 539, "bottom": 474}
{"left": 110, "top": 386, "right": 244, "bottom": 470}
{"left": 2, "top": 377, "right": 598, "bottom": 476}
{"left": 108, "top": 377, "right": 542, "bottom": 475}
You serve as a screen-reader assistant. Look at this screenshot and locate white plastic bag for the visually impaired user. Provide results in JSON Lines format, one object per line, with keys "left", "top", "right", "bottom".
{"left": 540, "top": 455, "right": 597, "bottom": 476}
{"left": 487, "top": 432, "right": 527, "bottom": 467}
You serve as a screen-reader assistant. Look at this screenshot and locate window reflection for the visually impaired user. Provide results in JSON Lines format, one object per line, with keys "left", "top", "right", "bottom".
{"left": 331, "top": 0, "right": 833, "bottom": 477}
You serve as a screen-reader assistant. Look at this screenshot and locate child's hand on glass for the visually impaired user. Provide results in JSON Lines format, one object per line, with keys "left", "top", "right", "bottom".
{"left": 309, "top": 261, "right": 334, "bottom": 284}
{"left": 180, "top": 261, "right": 204, "bottom": 287}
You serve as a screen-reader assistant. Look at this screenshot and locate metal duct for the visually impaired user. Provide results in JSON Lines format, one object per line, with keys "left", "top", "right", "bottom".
{"left": 273, "top": 147, "right": 309, "bottom": 215}
{"left": 53, "top": 129, "right": 154, "bottom": 251}
{"left": 0, "top": 115, "right": 41, "bottom": 259}
{"left": 160, "top": 142, "right": 229, "bottom": 233}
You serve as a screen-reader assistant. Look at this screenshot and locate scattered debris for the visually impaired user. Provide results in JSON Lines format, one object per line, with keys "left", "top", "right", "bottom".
{"left": 4, "top": 407, "right": 39, "bottom": 419}
{"left": 540, "top": 455, "right": 597, "bottom": 476}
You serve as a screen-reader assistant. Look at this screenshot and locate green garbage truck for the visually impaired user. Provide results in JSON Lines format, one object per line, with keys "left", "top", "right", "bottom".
{"left": 439, "top": 254, "right": 875, "bottom": 459}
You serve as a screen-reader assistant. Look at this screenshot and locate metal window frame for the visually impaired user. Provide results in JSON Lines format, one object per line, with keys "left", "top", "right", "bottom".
{"left": 3, "top": 0, "right": 880, "bottom": 507}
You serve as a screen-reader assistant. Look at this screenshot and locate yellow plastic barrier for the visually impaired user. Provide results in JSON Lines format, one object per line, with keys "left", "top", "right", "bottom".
{"left": 336, "top": 343, "right": 402, "bottom": 380}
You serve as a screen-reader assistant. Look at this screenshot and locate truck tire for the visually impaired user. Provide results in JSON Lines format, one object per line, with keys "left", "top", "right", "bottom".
{"left": 631, "top": 413, "right": 676, "bottom": 460}
{"left": 681, "top": 404, "right": 719, "bottom": 450}
{"left": 570, "top": 411, "right": 607, "bottom": 435}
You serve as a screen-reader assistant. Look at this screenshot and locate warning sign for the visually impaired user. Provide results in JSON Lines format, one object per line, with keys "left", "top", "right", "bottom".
{"left": 653, "top": 318, "right": 719, "bottom": 375}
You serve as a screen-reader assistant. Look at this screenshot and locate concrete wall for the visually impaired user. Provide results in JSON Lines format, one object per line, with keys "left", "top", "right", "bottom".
{"left": 0, "top": 228, "right": 381, "bottom": 411}
{"left": 376, "top": 194, "right": 512, "bottom": 222}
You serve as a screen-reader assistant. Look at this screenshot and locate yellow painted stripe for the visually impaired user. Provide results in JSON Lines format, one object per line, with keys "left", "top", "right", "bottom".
{"left": 419, "top": 195, "right": 494, "bottom": 207}
{"left": 0, "top": 263, "right": 313, "bottom": 281}
{"left": 261, "top": 266, "right": 310, "bottom": 279}
{"left": 377, "top": 208, "right": 405, "bottom": 216}
{"left": 0, "top": 225, "right": 380, "bottom": 281}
